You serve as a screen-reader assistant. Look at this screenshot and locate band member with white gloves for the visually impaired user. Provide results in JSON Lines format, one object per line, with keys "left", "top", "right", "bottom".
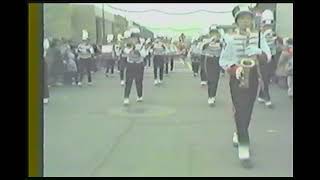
{"left": 101, "top": 34, "right": 116, "bottom": 77}
{"left": 219, "top": 5, "right": 271, "bottom": 168}
{"left": 202, "top": 25, "right": 224, "bottom": 106}
{"left": 123, "top": 27, "right": 146, "bottom": 105}
{"left": 188, "top": 38, "right": 201, "bottom": 77}
{"left": 76, "top": 33, "right": 95, "bottom": 87}
{"left": 114, "top": 43, "right": 122, "bottom": 71}
{"left": 256, "top": 9, "right": 277, "bottom": 108}
{"left": 164, "top": 37, "right": 175, "bottom": 74}
{"left": 115, "top": 34, "right": 123, "bottom": 72}
{"left": 150, "top": 37, "right": 167, "bottom": 85}
{"left": 119, "top": 31, "right": 131, "bottom": 86}
{"left": 164, "top": 38, "right": 171, "bottom": 75}
{"left": 199, "top": 35, "right": 210, "bottom": 86}
{"left": 142, "top": 38, "right": 152, "bottom": 67}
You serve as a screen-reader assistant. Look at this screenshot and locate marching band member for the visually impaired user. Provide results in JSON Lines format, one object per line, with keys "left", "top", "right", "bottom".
{"left": 199, "top": 35, "right": 209, "bottom": 86}
{"left": 114, "top": 43, "right": 122, "bottom": 70}
{"left": 76, "top": 32, "right": 95, "bottom": 87}
{"left": 101, "top": 34, "right": 116, "bottom": 77}
{"left": 119, "top": 31, "right": 131, "bottom": 86}
{"left": 141, "top": 38, "right": 151, "bottom": 67}
{"left": 219, "top": 5, "right": 271, "bottom": 168}
{"left": 164, "top": 38, "right": 171, "bottom": 75}
{"left": 168, "top": 39, "right": 176, "bottom": 72}
{"left": 150, "top": 37, "right": 167, "bottom": 85}
{"left": 115, "top": 34, "right": 123, "bottom": 72}
{"left": 188, "top": 37, "right": 201, "bottom": 77}
{"left": 177, "top": 33, "right": 188, "bottom": 61}
{"left": 257, "top": 9, "right": 277, "bottom": 108}
{"left": 202, "top": 25, "right": 224, "bottom": 106}
{"left": 146, "top": 38, "right": 153, "bottom": 67}
{"left": 123, "top": 27, "right": 146, "bottom": 105}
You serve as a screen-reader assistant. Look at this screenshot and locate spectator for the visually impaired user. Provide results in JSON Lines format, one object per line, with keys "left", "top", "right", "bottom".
{"left": 46, "top": 38, "right": 63, "bottom": 86}
{"left": 63, "top": 49, "right": 78, "bottom": 85}
{"left": 275, "top": 38, "right": 293, "bottom": 89}
{"left": 43, "top": 38, "right": 50, "bottom": 104}
{"left": 286, "top": 56, "right": 293, "bottom": 98}
{"left": 270, "top": 36, "right": 284, "bottom": 84}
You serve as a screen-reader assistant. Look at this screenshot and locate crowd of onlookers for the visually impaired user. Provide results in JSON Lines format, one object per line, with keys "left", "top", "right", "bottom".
{"left": 43, "top": 38, "right": 100, "bottom": 87}
{"left": 272, "top": 37, "right": 293, "bottom": 98}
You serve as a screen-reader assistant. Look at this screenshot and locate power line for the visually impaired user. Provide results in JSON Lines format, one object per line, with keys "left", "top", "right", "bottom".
{"left": 106, "top": 4, "right": 232, "bottom": 15}
{"left": 147, "top": 27, "right": 202, "bottom": 31}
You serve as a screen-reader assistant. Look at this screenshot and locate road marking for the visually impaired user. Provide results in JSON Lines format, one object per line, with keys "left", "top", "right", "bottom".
{"left": 186, "top": 62, "right": 192, "bottom": 71}
{"left": 178, "top": 58, "right": 193, "bottom": 72}
{"left": 267, "top": 129, "right": 278, "bottom": 133}
{"left": 180, "top": 58, "right": 185, "bottom": 65}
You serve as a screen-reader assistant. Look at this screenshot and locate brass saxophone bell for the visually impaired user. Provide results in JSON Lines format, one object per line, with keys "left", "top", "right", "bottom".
{"left": 239, "top": 58, "right": 255, "bottom": 88}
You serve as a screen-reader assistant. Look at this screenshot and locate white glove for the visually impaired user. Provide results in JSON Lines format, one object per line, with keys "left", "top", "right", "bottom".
{"left": 124, "top": 48, "right": 132, "bottom": 54}
{"left": 245, "top": 45, "right": 262, "bottom": 56}
{"left": 187, "top": 52, "right": 191, "bottom": 58}
{"left": 235, "top": 66, "right": 243, "bottom": 80}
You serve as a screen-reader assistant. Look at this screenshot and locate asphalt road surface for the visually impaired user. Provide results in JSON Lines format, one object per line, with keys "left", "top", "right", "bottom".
{"left": 43, "top": 59, "right": 293, "bottom": 177}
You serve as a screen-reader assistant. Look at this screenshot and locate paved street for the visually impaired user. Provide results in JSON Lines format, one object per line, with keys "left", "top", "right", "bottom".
{"left": 43, "top": 59, "right": 293, "bottom": 177}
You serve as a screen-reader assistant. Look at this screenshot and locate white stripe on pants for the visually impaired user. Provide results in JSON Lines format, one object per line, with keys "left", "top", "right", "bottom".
{"left": 287, "top": 76, "right": 293, "bottom": 96}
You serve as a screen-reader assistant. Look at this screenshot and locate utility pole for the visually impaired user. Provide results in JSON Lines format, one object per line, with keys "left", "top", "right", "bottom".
{"left": 102, "top": 3, "right": 105, "bottom": 43}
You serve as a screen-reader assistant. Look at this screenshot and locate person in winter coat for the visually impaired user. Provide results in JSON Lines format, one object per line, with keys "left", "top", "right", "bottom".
{"left": 46, "top": 38, "right": 63, "bottom": 86}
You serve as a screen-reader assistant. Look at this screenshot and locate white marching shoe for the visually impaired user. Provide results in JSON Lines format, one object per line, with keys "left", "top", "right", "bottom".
{"left": 88, "top": 82, "right": 93, "bottom": 86}
{"left": 56, "top": 82, "right": 63, "bottom": 86}
{"left": 123, "top": 98, "right": 130, "bottom": 105}
{"left": 154, "top": 79, "right": 161, "bottom": 85}
{"left": 136, "top": 97, "right": 143, "bottom": 102}
{"left": 208, "top": 97, "right": 215, "bottom": 106}
{"left": 257, "top": 97, "right": 265, "bottom": 103}
{"left": 265, "top": 101, "right": 273, "bottom": 108}
{"left": 158, "top": 80, "right": 163, "bottom": 84}
{"left": 77, "top": 82, "right": 82, "bottom": 87}
{"left": 43, "top": 98, "right": 49, "bottom": 104}
{"left": 200, "top": 81, "right": 207, "bottom": 86}
{"left": 233, "top": 132, "right": 238, "bottom": 147}
{"left": 120, "top": 80, "right": 125, "bottom": 86}
{"left": 238, "top": 144, "right": 252, "bottom": 168}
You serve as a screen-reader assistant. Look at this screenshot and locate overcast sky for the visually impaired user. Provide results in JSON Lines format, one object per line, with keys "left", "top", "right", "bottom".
{"left": 98, "top": 3, "right": 255, "bottom": 37}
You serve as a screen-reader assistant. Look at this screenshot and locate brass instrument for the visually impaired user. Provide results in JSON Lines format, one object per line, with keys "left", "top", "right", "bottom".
{"left": 238, "top": 28, "right": 256, "bottom": 89}
{"left": 239, "top": 58, "right": 255, "bottom": 88}
{"left": 238, "top": 28, "right": 264, "bottom": 89}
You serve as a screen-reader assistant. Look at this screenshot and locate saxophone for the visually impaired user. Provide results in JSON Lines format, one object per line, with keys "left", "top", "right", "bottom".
{"left": 238, "top": 28, "right": 256, "bottom": 88}
{"left": 239, "top": 28, "right": 264, "bottom": 89}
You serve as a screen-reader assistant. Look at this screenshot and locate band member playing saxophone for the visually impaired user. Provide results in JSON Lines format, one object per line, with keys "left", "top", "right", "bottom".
{"left": 219, "top": 5, "right": 271, "bottom": 168}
